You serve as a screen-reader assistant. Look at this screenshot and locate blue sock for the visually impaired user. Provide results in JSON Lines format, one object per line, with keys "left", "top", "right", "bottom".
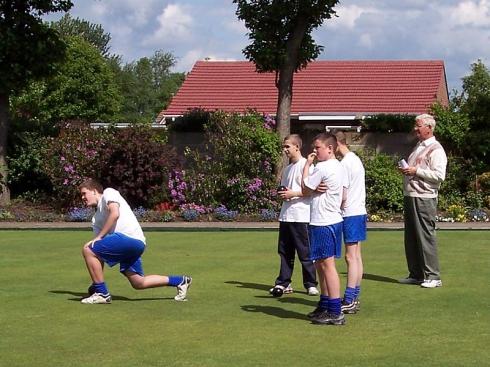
{"left": 344, "top": 287, "right": 356, "bottom": 303}
{"left": 355, "top": 285, "right": 361, "bottom": 300}
{"left": 168, "top": 275, "right": 184, "bottom": 287}
{"left": 328, "top": 297, "right": 342, "bottom": 316}
{"left": 93, "top": 282, "right": 109, "bottom": 295}
{"left": 319, "top": 295, "right": 329, "bottom": 310}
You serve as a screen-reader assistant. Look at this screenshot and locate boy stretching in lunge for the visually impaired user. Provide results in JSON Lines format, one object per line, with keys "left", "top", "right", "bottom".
{"left": 79, "top": 178, "right": 192, "bottom": 304}
{"left": 334, "top": 131, "right": 367, "bottom": 314}
{"left": 302, "top": 133, "right": 345, "bottom": 325}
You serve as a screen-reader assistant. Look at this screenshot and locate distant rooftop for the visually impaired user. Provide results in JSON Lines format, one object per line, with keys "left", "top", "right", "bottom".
{"left": 158, "top": 60, "right": 448, "bottom": 122}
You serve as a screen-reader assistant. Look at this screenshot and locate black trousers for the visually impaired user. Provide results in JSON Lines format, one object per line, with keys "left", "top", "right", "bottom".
{"left": 275, "top": 221, "right": 317, "bottom": 289}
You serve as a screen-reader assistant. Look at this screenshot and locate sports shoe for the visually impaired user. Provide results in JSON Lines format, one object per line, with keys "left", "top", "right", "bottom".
{"left": 81, "top": 292, "right": 112, "bottom": 304}
{"left": 354, "top": 299, "right": 361, "bottom": 312}
{"left": 307, "top": 287, "right": 319, "bottom": 296}
{"left": 420, "top": 279, "right": 442, "bottom": 288}
{"left": 341, "top": 299, "right": 357, "bottom": 314}
{"left": 174, "top": 275, "right": 192, "bottom": 301}
{"left": 307, "top": 306, "right": 326, "bottom": 319}
{"left": 311, "top": 312, "right": 346, "bottom": 325}
{"left": 398, "top": 277, "right": 423, "bottom": 285}
{"left": 269, "top": 284, "right": 293, "bottom": 295}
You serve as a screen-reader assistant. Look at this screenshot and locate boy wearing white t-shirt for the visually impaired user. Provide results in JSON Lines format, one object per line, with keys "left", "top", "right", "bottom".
{"left": 270, "top": 135, "right": 318, "bottom": 297}
{"left": 79, "top": 178, "right": 192, "bottom": 304}
{"left": 334, "top": 131, "right": 367, "bottom": 314}
{"left": 302, "top": 133, "right": 345, "bottom": 326}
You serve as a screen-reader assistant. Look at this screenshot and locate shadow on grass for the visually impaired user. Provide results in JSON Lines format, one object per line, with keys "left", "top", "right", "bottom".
{"left": 255, "top": 295, "right": 317, "bottom": 307}
{"left": 225, "top": 280, "right": 270, "bottom": 291}
{"left": 241, "top": 305, "right": 308, "bottom": 320}
{"left": 340, "top": 272, "right": 399, "bottom": 284}
{"left": 49, "top": 290, "right": 170, "bottom": 302}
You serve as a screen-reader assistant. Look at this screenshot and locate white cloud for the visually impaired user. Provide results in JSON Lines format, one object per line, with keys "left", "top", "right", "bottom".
{"left": 144, "top": 4, "right": 194, "bottom": 46}
{"left": 448, "top": 0, "right": 490, "bottom": 27}
{"left": 327, "top": 5, "right": 380, "bottom": 29}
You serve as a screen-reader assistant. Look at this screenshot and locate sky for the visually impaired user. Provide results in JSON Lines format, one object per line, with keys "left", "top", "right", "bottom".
{"left": 45, "top": 0, "right": 490, "bottom": 92}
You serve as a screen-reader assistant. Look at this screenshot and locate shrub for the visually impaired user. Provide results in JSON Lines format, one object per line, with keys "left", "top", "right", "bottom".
{"left": 183, "top": 111, "right": 281, "bottom": 213}
{"left": 42, "top": 124, "right": 181, "bottom": 209}
{"left": 358, "top": 150, "right": 404, "bottom": 213}
{"left": 259, "top": 208, "right": 277, "bottom": 221}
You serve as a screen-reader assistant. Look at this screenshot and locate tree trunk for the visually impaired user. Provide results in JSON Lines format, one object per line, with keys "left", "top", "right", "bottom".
{"left": 0, "top": 93, "right": 11, "bottom": 205}
{"left": 274, "top": 16, "right": 309, "bottom": 179}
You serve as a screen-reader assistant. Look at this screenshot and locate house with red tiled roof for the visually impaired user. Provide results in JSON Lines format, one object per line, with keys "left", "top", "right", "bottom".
{"left": 157, "top": 59, "right": 449, "bottom": 131}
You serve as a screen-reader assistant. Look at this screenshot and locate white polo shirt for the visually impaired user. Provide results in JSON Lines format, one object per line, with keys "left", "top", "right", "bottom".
{"left": 278, "top": 157, "right": 311, "bottom": 222}
{"left": 341, "top": 151, "right": 367, "bottom": 217}
{"left": 304, "top": 159, "right": 344, "bottom": 226}
{"left": 92, "top": 188, "right": 146, "bottom": 243}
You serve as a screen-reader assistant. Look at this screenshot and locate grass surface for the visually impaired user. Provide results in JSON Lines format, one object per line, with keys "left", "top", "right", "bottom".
{"left": 1, "top": 230, "right": 489, "bottom": 366}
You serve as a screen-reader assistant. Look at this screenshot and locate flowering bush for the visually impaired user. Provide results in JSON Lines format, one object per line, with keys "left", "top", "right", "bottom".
{"left": 467, "top": 208, "right": 489, "bottom": 222}
{"left": 214, "top": 205, "right": 238, "bottom": 221}
{"left": 183, "top": 111, "right": 281, "bottom": 213}
{"left": 259, "top": 208, "right": 277, "bottom": 221}
{"left": 42, "top": 124, "right": 181, "bottom": 209}
{"left": 66, "top": 207, "right": 94, "bottom": 222}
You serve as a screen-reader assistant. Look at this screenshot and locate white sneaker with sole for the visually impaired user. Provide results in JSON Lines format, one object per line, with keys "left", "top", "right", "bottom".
{"left": 81, "top": 292, "right": 112, "bottom": 304}
{"left": 307, "top": 287, "right": 319, "bottom": 296}
{"left": 175, "top": 276, "right": 192, "bottom": 301}
{"left": 420, "top": 279, "right": 442, "bottom": 288}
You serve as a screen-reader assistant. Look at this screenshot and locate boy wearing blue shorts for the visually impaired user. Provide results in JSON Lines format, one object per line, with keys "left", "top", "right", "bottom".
{"left": 79, "top": 178, "right": 192, "bottom": 304}
{"left": 334, "top": 131, "right": 367, "bottom": 314}
{"left": 302, "top": 133, "right": 345, "bottom": 325}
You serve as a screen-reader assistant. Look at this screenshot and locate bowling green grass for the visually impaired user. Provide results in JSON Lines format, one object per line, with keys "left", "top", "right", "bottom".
{"left": 1, "top": 230, "right": 489, "bottom": 367}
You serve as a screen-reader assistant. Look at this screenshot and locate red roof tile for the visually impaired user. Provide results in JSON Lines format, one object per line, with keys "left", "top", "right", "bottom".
{"left": 160, "top": 60, "right": 448, "bottom": 120}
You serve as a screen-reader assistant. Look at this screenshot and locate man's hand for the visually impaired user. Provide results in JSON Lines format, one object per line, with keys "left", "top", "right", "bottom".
{"left": 316, "top": 182, "right": 328, "bottom": 193}
{"left": 399, "top": 166, "right": 417, "bottom": 176}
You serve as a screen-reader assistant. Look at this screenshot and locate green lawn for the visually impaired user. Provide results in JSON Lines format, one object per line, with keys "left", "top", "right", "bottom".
{"left": 1, "top": 230, "right": 489, "bottom": 367}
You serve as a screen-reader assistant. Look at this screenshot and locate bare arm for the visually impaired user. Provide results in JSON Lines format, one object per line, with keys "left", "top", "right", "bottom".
{"left": 302, "top": 153, "right": 317, "bottom": 196}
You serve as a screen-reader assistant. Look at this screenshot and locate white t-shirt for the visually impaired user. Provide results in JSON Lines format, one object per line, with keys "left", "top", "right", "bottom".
{"left": 278, "top": 157, "right": 311, "bottom": 222}
{"left": 304, "top": 159, "right": 344, "bottom": 226}
{"left": 92, "top": 188, "right": 146, "bottom": 243}
{"left": 341, "top": 151, "right": 367, "bottom": 217}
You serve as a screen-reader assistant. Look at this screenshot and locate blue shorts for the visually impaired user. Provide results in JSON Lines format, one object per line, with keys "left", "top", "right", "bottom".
{"left": 343, "top": 214, "right": 367, "bottom": 244}
{"left": 89, "top": 233, "right": 145, "bottom": 276}
{"left": 308, "top": 222, "right": 343, "bottom": 260}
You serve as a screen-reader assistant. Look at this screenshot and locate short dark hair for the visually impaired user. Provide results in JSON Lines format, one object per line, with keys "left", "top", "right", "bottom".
{"left": 313, "top": 132, "right": 337, "bottom": 150}
{"left": 78, "top": 178, "right": 103, "bottom": 193}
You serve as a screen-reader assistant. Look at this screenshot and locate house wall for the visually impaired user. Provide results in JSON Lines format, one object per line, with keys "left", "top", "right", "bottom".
{"left": 168, "top": 130, "right": 418, "bottom": 162}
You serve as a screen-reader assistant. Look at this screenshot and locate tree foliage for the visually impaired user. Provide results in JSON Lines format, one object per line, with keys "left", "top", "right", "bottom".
{"left": 11, "top": 36, "right": 122, "bottom": 125}
{"left": 0, "top": 0, "right": 73, "bottom": 205}
{"left": 234, "top": 0, "right": 339, "bottom": 176}
{"left": 116, "top": 50, "right": 185, "bottom": 123}
{"left": 51, "top": 13, "right": 113, "bottom": 58}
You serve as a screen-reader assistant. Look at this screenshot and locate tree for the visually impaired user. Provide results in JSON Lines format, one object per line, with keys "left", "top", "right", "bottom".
{"left": 0, "top": 0, "right": 73, "bottom": 205}
{"left": 11, "top": 36, "right": 122, "bottom": 125}
{"left": 234, "top": 0, "right": 339, "bottom": 145}
{"left": 117, "top": 51, "right": 185, "bottom": 123}
{"left": 51, "top": 13, "right": 113, "bottom": 58}
{"left": 455, "top": 60, "right": 490, "bottom": 171}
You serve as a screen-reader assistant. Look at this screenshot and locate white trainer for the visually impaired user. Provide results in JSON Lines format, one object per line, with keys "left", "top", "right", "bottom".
{"left": 174, "top": 276, "right": 192, "bottom": 301}
{"left": 283, "top": 284, "right": 293, "bottom": 294}
{"left": 307, "top": 287, "right": 319, "bottom": 296}
{"left": 420, "top": 279, "right": 442, "bottom": 288}
{"left": 81, "top": 292, "right": 112, "bottom": 304}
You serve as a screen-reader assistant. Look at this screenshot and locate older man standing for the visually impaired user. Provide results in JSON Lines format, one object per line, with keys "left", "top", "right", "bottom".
{"left": 399, "top": 114, "right": 447, "bottom": 288}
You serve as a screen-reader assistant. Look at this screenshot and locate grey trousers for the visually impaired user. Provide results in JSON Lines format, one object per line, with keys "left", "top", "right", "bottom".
{"left": 403, "top": 196, "right": 441, "bottom": 280}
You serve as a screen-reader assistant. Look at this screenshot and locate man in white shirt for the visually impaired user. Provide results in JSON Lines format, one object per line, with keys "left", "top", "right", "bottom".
{"left": 398, "top": 114, "right": 447, "bottom": 288}
{"left": 270, "top": 135, "right": 318, "bottom": 297}
{"left": 79, "top": 178, "right": 192, "bottom": 304}
{"left": 302, "top": 133, "right": 346, "bottom": 325}
{"left": 334, "top": 131, "right": 367, "bottom": 313}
